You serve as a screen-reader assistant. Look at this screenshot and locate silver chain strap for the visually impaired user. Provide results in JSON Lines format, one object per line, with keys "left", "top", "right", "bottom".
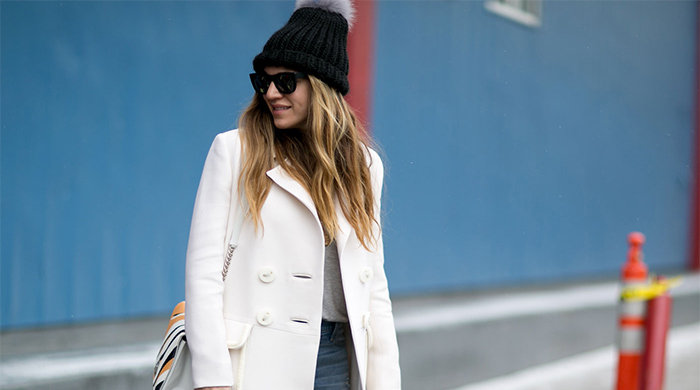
{"left": 223, "top": 163, "right": 246, "bottom": 282}
{"left": 222, "top": 243, "right": 237, "bottom": 281}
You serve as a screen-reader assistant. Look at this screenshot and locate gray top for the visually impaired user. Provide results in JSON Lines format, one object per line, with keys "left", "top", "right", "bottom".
{"left": 322, "top": 240, "right": 349, "bottom": 322}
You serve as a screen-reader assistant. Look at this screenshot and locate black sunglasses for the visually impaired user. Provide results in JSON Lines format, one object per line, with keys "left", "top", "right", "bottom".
{"left": 249, "top": 72, "right": 308, "bottom": 94}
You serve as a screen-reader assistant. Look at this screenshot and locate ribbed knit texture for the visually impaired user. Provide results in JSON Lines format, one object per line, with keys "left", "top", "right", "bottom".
{"left": 322, "top": 240, "right": 349, "bottom": 322}
{"left": 253, "top": 7, "right": 350, "bottom": 95}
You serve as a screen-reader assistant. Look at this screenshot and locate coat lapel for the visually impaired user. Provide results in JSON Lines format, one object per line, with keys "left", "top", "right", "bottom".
{"left": 334, "top": 197, "right": 352, "bottom": 260}
{"left": 266, "top": 165, "right": 353, "bottom": 259}
{"left": 266, "top": 165, "right": 319, "bottom": 221}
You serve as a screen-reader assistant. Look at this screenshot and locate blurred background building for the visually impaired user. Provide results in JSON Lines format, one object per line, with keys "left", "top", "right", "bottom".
{"left": 3, "top": 2, "right": 699, "bottom": 390}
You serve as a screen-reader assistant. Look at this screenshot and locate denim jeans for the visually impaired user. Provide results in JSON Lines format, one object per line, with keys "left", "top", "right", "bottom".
{"left": 314, "top": 320, "right": 350, "bottom": 390}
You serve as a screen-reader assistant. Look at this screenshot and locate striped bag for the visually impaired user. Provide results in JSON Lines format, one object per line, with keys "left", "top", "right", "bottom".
{"left": 153, "top": 302, "right": 191, "bottom": 390}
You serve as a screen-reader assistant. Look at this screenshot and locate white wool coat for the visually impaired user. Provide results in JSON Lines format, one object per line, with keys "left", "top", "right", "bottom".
{"left": 184, "top": 130, "right": 401, "bottom": 390}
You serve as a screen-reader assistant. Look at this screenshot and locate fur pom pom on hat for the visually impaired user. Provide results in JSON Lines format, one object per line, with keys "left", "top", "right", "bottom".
{"left": 294, "top": 0, "right": 355, "bottom": 30}
{"left": 253, "top": 0, "right": 355, "bottom": 95}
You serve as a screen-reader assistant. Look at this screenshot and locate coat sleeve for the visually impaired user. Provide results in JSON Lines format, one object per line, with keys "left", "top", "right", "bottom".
{"left": 366, "top": 149, "right": 402, "bottom": 390}
{"left": 185, "top": 132, "right": 240, "bottom": 388}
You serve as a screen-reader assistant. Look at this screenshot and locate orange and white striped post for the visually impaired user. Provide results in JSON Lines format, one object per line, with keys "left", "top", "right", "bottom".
{"left": 615, "top": 232, "right": 649, "bottom": 390}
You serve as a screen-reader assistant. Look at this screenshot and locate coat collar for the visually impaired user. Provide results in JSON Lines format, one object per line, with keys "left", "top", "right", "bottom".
{"left": 266, "top": 165, "right": 352, "bottom": 258}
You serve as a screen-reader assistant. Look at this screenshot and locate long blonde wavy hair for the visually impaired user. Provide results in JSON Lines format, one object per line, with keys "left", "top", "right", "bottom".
{"left": 238, "top": 75, "right": 379, "bottom": 250}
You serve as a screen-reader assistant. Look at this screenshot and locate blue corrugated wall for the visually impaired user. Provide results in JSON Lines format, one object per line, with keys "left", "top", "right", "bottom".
{"left": 1, "top": 1, "right": 295, "bottom": 328}
{"left": 1, "top": 1, "right": 697, "bottom": 328}
{"left": 374, "top": 1, "right": 697, "bottom": 293}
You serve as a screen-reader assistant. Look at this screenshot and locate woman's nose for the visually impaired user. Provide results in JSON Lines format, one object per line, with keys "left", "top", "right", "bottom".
{"left": 265, "top": 82, "right": 283, "bottom": 99}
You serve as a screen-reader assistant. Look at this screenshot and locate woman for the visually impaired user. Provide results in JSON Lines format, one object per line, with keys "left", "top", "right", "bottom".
{"left": 184, "top": 1, "right": 401, "bottom": 390}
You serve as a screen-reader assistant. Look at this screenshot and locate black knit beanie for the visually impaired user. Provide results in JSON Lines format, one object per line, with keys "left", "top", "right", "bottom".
{"left": 253, "top": 0, "right": 355, "bottom": 96}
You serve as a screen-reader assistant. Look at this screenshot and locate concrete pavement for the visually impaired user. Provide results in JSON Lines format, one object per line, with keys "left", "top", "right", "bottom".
{"left": 1, "top": 273, "right": 698, "bottom": 390}
{"left": 395, "top": 273, "right": 699, "bottom": 390}
{"left": 449, "top": 322, "right": 699, "bottom": 390}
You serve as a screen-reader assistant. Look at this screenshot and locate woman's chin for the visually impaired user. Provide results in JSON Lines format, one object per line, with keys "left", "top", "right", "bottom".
{"left": 274, "top": 121, "right": 305, "bottom": 131}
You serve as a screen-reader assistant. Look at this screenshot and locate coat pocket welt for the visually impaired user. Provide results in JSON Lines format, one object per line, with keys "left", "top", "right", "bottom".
{"left": 224, "top": 318, "right": 252, "bottom": 349}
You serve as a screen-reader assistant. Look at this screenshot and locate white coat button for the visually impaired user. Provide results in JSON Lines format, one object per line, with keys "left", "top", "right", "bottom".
{"left": 359, "top": 267, "right": 374, "bottom": 283}
{"left": 258, "top": 266, "right": 276, "bottom": 283}
{"left": 256, "top": 310, "right": 273, "bottom": 326}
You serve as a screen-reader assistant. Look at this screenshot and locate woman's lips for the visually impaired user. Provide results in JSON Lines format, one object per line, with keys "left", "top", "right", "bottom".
{"left": 272, "top": 105, "right": 290, "bottom": 115}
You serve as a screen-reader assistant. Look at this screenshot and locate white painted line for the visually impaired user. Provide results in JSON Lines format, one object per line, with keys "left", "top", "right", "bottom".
{"left": 446, "top": 322, "right": 700, "bottom": 390}
{"left": 394, "top": 273, "right": 699, "bottom": 333}
{"left": 0, "top": 344, "right": 160, "bottom": 386}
